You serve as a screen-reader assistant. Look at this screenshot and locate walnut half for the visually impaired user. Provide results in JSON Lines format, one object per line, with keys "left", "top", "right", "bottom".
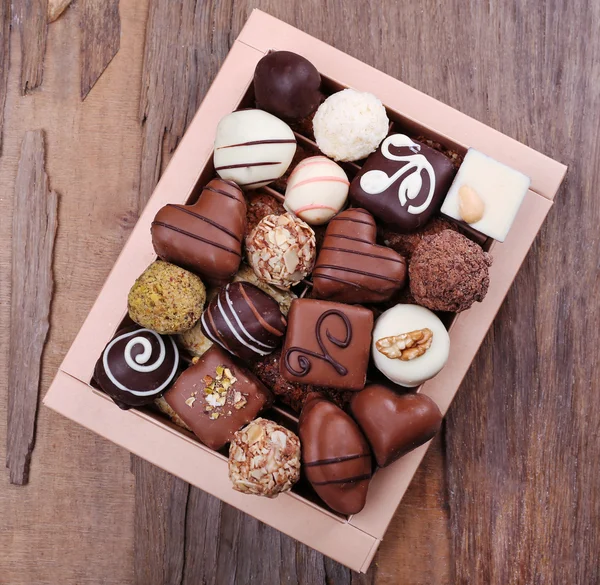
{"left": 376, "top": 328, "right": 433, "bottom": 361}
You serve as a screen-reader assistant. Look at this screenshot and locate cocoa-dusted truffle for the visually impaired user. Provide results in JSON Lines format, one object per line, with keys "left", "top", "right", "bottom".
{"left": 245, "top": 191, "right": 284, "bottom": 235}
{"left": 229, "top": 418, "right": 301, "bottom": 497}
{"left": 246, "top": 212, "right": 316, "bottom": 290}
{"left": 409, "top": 230, "right": 492, "bottom": 312}
{"left": 380, "top": 217, "right": 457, "bottom": 261}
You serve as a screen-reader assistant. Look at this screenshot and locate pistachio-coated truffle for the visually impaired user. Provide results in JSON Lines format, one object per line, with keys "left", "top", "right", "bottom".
{"left": 128, "top": 260, "right": 206, "bottom": 334}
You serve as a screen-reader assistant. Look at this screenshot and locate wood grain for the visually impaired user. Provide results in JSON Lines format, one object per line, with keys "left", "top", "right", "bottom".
{"left": 1, "top": 0, "right": 599, "bottom": 583}
{"left": 48, "top": 0, "right": 73, "bottom": 22}
{"left": 6, "top": 130, "right": 58, "bottom": 485}
{"left": 80, "top": 0, "right": 120, "bottom": 100}
{"left": 14, "top": 0, "right": 48, "bottom": 94}
{"left": 0, "top": 0, "right": 9, "bottom": 153}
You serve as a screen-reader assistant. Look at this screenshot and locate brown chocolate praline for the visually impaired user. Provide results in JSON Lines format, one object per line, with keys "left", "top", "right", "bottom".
{"left": 201, "top": 282, "right": 287, "bottom": 361}
{"left": 409, "top": 230, "right": 492, "bottom": 312}
{"left": 94, "top": 325, "right": 180, "bottom": 410}
{"left": 350, "top": 134, "right": 456, "bottom": 233}
{"left": 299, "top": 394, "right": 372, "bottom": 515}
{"left": 164, "top": 346, "right": 272, "bottom": 450}
{"left": 280, "top": 299, "right": 373, "bottom": 391}
{"left": 350, "top": 385, "right": 442, "bottom": 467}
{"left": 312, "top": 208, "right": 407, "bottom": 303}
{"left": 151, "top": 178, "right": 246, "bottom": 284}
{"left": 254, "top": 51, "right": 322, "bottom": 121}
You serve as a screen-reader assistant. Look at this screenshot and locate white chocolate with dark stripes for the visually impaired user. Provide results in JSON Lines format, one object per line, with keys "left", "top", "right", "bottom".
{"left": 151, "top": 179, "right": 246, "bottom": 284}
{"left": 214, "top": 109, "right": 296, "bottom": 189}
{"left": 201, "top": 282, "right": 287, "bottom": 361}
{"left": 312, "top": 208, "right": 407, "bottom": 303}
{"left": 283, "top": 156, "right": 349, "bottom": 225}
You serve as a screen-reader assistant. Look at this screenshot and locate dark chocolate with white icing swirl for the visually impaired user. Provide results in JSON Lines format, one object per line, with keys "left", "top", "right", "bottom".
{"left": 201, "top": 282, "right": 287, "bottom": 361}
{"left": 94, "top": 325, "right": 180, "bottom": 409}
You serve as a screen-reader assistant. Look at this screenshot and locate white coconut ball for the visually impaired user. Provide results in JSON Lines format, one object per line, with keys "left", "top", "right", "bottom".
{"left": 313, "top": 89, "right": 389, "bottom": 162}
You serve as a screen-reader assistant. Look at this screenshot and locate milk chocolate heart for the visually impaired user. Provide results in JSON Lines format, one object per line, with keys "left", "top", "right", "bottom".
{"left": 151, "top": 179, "right": 246, "bottom": 284}
{"left": 311, "top": 208, "right": 407, "bottom": 303}
{"left": 350, "top": 384, "right": 442, "bottom": 467}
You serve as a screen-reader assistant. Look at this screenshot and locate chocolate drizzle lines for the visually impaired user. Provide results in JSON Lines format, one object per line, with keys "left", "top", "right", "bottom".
{"left": 311, "top": 274, "right": 386, "bottom": 292}
{"left": 284, "top": 310, "right": 351, "bottom": 377}
{"left": 315, "top": 265, "right": 403, "bottom": 284}
{"left": 305, "top": 453, "right": 371, "bottom": 467}
{"left": 204, "top": 185, "right": 244, "bottom": 202}
{"left": 310, "top": 473, "right": 372, "bottom": 486}
{"left": 328, "top": 234, "right": 371, "bottom": 244}
{"left": 152, "top": 222, "right": 241, "bottom": 256}
{"left": 167, "top": 204, "right": 241, "bottom": 241}
{"left": 214, "top": 161, "right": 281, "bottom": 171}
{"left": 217, "top": 139, "right": 296, "bottom": 149}
{"left": 238, "top": 178, "right": 280, "bottom": 187}
{"left": 320, "top": 246, "right": 405, "bottom": 264}
{"left": 330, "top": 216, "right": 373, "bottom": 226}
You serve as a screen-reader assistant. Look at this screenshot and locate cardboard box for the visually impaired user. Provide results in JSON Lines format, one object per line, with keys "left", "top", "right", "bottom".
{"left": 44, "top": 10, "right": 566, "bottom": 572}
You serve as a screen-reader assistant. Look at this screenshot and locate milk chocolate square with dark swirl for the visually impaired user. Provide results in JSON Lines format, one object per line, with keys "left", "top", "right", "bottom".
{"left": 350, "top": 134, "right": 456, "bottom": 233}
{"left": 164, "top": 346, "right": 273, "bottom": 450}
{"left": 280, "top": 299, "right": 373, "bottom": 391}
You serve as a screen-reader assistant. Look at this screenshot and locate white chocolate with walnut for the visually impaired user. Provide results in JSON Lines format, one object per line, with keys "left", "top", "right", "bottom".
{"left": 229, "top": 418, "right": 301, "bottom": 498}
{"left": 440, "top": 148, "right": 530, "bottom": 242}
{"left": 372, "top": 305, "right": 450, "bottom": 388}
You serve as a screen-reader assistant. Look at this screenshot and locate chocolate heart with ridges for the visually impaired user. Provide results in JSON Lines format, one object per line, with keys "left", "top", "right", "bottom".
{"left": 151, "top": 179, "right": 246, "bottom": 284}
{"left": 350, "top": 384, "right": 442, "bottom": 467}
{"left": 312, "top": 208, "right": 407, "bottom": 303}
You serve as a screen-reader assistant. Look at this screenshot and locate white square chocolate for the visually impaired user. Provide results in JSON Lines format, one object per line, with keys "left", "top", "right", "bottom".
{"left": 440, "top": 149, "right": 531, "bottom": 242}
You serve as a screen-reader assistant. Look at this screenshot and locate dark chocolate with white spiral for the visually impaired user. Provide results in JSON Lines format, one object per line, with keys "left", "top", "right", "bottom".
{"left": 94, "top": 325, "right": 180, "bottom": 409}
{"left": 201, "top": 282, "right": 287, "bottom": 361}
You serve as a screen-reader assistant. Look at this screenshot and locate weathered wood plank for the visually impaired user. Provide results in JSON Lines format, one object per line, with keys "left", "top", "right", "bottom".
{"left": 6, "top": 130, "right": 58, "bottom": 485}
{"left": 14, "top": 0, "right": 48, "bottom": 94}
{"left": 48, "top": 0, "right": 73, "bottom": 22}
{"left": 131, "top": 457, "right": 189, "bottom": 585}
{"left": 0, "top": 0, "right": 9, "bottom": 154}
{"left": 80, "top": 0, "right": 120, "bottom": 100}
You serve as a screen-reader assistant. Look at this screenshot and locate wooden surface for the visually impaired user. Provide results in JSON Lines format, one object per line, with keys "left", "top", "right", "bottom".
{"left": 6, "top": 129, "right": 58, "bottom": 485}
{"left": 0, "top": 1, "right": 597, "bottom": 584}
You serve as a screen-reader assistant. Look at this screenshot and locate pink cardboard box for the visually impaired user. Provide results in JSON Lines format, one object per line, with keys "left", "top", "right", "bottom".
{"left": 44, "top": 10, "right": 567, "bottom": 573}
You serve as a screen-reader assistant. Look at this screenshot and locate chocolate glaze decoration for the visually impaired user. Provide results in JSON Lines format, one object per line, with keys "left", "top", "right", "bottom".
{"left": 164, "top": 345, "right": 273, "bottom": 450}
{"left": 151, "top": 179, "right": 246, "bottom": 284}
{"left": 350, "top": 385, "right": 442, "bottom": 467}
{"left": 214, "top": 109, "right": 296, "bottom": 189}
{"left": 299, "top": 394, "right": 372, "bottom": 515}
{"left": 281, "top": 299, "right": 373, "bottom": 391}
{"left": 201, "top": 282, "right": 287, "bottom": 361}
{"left": 94, "top": 325, "right": 180, "bottom": 410}
{"left": 254, "top": 51, "right": 322, "bottom": 121}
{"left": 312, "top": 208, "right": 407, "bottom": 303}
{"left": 350, "top": 134, "right": 456, "bottom": 232}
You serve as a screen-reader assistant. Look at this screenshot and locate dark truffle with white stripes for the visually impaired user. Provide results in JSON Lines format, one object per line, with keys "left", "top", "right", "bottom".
{"left": 201, "top": 282, "right": 287, "bottom": 361}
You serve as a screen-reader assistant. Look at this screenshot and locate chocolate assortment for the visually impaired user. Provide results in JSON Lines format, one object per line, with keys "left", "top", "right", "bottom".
{"left": 164, "top": 345, "right": 272, "bottom": 450}
{"left": 98, "top": 49, "right": 529, "bottom": 513}
{"left": 312, "top": 208, "right": 407, "bottom": 303}
{"left": 94, "top": 325, "right": 180, "bottom": 409}
{"left": 152, "top": 179, "right": 246, "bottom": 284}
{"left": 299, "top": 394, "right": 372, "bottom": 514}
{"left": 281, "top": 299, "right": 373, "bottom": 391}
{"left": 350, "top": 385, "right": 442, "bottom": 467}
{"left": 350, "top": 134, "right": 456, "bottom": 232}
{"left": 201, "top": 282, "right": 287, "bottom": 361}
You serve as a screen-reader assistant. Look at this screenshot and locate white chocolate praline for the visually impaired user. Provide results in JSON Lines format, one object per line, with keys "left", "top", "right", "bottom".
{"left": 213, "top": 109, "right": 296, "bottom": 190}
{"left": 283, "top": 156, "right": 349, "bottom": 225}
{"left": 372, "top": 304, "right": 450, "bottom": 388}
{"left": 440, "top": 148, "right": 530, "bottom": 242}
{"left": 313, "top": 89, "right": 389, "bottom": 162}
